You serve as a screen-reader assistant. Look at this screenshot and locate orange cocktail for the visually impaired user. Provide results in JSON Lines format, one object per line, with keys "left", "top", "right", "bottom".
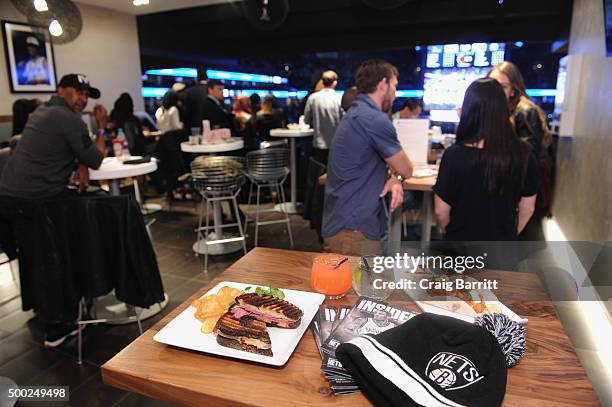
{"left": 310, "top": 254, "right": 352, "bottom": 299}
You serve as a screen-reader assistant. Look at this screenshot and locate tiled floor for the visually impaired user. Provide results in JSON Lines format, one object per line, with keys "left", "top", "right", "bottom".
{"left": 0, "top": 198, "right": 322, "bottom": 406}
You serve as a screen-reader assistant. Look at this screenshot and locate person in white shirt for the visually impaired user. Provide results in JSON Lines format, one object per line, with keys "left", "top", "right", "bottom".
{"left": 155, "top": 90, "right": 183, "bottom": 133}
{"left": 304, "top": 70, "right": 344, "bottom": 164}
{"left": 17, "top": 36, "right": 49, "bottom": 85}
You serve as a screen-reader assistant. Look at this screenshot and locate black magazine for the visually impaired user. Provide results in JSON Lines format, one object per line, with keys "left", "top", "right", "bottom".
{"left": 310, "top": 319, "right": 323, "bottom": 358}
{"left": 312, "top": 305, "right": 351, "bottom": 357}
{"left": 318, "top": 298, "right": 417, "bottom": 396}
{"left": 323, "top": 297, "right": 417, "bottom": 354}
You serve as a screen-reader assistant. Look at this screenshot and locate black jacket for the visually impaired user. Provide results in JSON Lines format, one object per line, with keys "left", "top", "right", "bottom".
{"left": 201, "top": 97, "right": 232, "bottom": 130}
{"left": 251, "top": 109, "right": 285, "bottom": 142}
{"left": 184, "top": 83, "right": 207, "bottom": 129}
{"left": 0, "top": 194, "right": 165, "bottom": 324}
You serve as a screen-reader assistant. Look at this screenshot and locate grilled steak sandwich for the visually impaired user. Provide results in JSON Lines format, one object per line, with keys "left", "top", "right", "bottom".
{"left": 232, "top": 293, "right": 304, "bottom": 329}
{"left": 214, "top": 312, "right": 273, "bottom": 356}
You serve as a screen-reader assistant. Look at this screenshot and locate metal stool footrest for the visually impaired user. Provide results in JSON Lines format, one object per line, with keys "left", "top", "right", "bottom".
{"left": 191, "top": 156, "right": 247, "bottom": 272}
{"left": 244, "top": 149, "right": 294, "bottom": 248}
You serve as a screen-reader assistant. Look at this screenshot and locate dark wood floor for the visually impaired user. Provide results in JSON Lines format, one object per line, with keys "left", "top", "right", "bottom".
{"left": 0, "top": 198, "right": 322, "bottom": 406}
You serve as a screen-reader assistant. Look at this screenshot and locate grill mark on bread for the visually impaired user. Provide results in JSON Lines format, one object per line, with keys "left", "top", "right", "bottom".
{"left": 236, "top": 293, "right": 304, "bottom": 320}
{"left": 214, "top": 312, "right": 271, "bottom": 342}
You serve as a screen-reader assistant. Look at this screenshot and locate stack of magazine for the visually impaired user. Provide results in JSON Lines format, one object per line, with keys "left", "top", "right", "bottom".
{"left": 311, "top": 296, "right": 417, "bottom": 395}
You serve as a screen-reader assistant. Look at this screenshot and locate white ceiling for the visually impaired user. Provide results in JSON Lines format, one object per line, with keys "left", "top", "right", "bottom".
{"left": 75, "top": 0, "right": 239, "bottom": 15}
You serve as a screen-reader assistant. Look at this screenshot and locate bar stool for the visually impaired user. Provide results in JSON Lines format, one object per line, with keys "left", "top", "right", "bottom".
{"left": 244, "top": 148, "right": 294, "bottom": 248}
{"left": 191, "top": 156, "right": 247, "bottom": 272}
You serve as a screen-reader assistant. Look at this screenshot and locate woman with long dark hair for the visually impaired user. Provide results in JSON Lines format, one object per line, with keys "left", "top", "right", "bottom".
{"left": 248, "top": 94, "right": 285, "bottom": 150}
{"left": 433, "top": 78, "right": 540, "bottom": 241}
{"left": 109, "top": 93, "right": 152, "bottom": 156}
{"left": 11, "top": 98, "right": 41, "bottom": 136}
{"left": 488, "top": 61, "right": 552, "bottom": 241}
{"left": 7, "top": 98, "right": 40, "bottom": 151}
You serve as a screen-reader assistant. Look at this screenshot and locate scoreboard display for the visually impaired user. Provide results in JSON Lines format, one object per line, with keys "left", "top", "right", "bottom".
{"left": 426, "top": 43, "right": 506, "bottom": 69}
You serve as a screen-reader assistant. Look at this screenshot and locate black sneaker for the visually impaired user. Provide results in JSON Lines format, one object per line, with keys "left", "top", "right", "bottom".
{"left": 43, "top": 323, "right": 80, "bottom": 349}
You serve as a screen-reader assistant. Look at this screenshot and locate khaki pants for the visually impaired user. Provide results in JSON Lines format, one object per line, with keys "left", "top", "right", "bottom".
{"left": 323, "top": 229, "right": 381, "bottom": 256}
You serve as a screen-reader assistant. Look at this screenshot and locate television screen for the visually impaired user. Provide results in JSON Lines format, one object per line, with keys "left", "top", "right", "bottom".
{"left": 423, "top": 67, "right": 490, "bottom": 112}
{"left": 426, "top": 43, "right": 505, "bottom": 69}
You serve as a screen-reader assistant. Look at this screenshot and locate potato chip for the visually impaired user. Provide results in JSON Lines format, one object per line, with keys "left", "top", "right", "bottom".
{"left": 193, "top": 286, "right": 245, "bottom": 334}
{"left": 200, "top": 314, "right": 223, "bottom": 333}
{"left": 228, "top": 288, "right": 243, "bottom": 298}
{"left": 198, "top": 298, "right": 224, "bottom": 315}
{"left": 216, "top": 295, "right": 231, "bottom": 310}
{"left": 217, "top": 286, "right": 233, "bottom": 298}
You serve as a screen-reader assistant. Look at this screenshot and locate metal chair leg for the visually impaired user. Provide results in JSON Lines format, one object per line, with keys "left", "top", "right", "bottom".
{"left": 133, "top": 307, "right": 143, "bottom": 335}
{"left": 232, "top": 196, "right": 247, "bottom": 255}
{"left": 277, "top": 181, "right": 294, "bottom": 248}
{"left": 244, "top": 181, "right": 254, "bottom": 233}
{"left": 77, "top": 298, "right": 84, "bottom": 365}
{"left": 204, "top": 197, "right": 211, "bottom": 273}
{"left": 254, "top": 184, "right": 261, "bottom": 247}
{"left": 195, "top": 197, "right": 205, "bottom": 258}
{"left": 8, "top": 260, "right": 19, "bottom": 288}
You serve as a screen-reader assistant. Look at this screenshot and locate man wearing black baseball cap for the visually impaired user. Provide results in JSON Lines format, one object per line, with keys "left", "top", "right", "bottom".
{"left": 0, "top": 73, "right": 111, "bottom": 347}
{"left": 0, "top": 73, "right": 107, "bottom": 200}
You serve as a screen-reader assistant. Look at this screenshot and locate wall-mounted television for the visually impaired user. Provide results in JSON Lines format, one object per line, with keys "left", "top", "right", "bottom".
{"left": 425, "top": 43, "right": 506, "bottom": 69}
{"left": 423, "top": 67, "right": 490, "bottom": 112}
{"left": 422, "top": 42, "right": 507, "bottom": 122}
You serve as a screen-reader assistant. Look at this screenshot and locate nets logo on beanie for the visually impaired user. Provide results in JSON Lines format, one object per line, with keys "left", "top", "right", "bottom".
{"left": 426, "top": 352, "right": 483, "bottom": 391}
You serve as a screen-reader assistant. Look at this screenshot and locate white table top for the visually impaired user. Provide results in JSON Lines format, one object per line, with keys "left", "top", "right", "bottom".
{"left": 180, "top": 138, "right": 244, "bottom": 153}
{"left": 269, "top": 128, "right": 314, "bottom": 138}
{"left": 89, "top": 157, "right": 158, "bottom": 180}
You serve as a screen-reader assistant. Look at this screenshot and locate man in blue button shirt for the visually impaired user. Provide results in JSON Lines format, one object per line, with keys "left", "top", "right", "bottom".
{"left": 322, "top": 59, "right": 413, "bottom": 255}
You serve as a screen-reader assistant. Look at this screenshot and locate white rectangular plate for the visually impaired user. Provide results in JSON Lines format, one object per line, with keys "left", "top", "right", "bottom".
{"left": 153, "top": 281, "right": 325, "bottom": 366}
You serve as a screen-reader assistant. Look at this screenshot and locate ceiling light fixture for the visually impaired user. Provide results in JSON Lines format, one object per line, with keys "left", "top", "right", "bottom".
{"left": 260, "top": 0, "right": 270, "bottom": 21}
{"left": 49, "top": 19, "right": 63, "bottom": 36}
{"left": 33, "top": 0, "right": 48, "bottom": 12}
{"left": 133, "top": 0, "right": 150, "bottom": 6}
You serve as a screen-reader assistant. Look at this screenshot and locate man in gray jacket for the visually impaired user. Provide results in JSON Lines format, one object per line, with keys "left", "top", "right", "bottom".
{"left": 0, "top": 73, "right": 107, "bottom": 200}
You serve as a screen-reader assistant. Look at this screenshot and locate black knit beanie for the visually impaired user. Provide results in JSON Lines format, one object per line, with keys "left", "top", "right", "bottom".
{"left": 336, "top": 313, "right": 526, "bottom": 407}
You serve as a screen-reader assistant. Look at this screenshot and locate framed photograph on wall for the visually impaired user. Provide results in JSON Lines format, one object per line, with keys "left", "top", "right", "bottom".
{"left": 1, "top": 20, "right": 57, "bottom": 93}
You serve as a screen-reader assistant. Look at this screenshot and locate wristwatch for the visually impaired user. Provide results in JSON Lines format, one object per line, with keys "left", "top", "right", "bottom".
{"left": 395, "top": 174, "right": 405, "bottom": 183}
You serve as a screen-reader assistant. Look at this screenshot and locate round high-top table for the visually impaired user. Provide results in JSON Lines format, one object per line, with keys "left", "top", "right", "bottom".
{"left": 269, "top": 128, "right": 314, "bottom": 214}
{"left": 180, "top": 138, "right": 245, "bottom": 255}
{"left": 88, "top": 156, "right": 169, "bottom": 323}
{"left": 180, "top": 138, "right": 244, "bottom": 154}
{"left": 89, "top": 156, "right": 157, "bottom": 196}
{"left": 90, "top": 156, "right": 161, "bottom": 213}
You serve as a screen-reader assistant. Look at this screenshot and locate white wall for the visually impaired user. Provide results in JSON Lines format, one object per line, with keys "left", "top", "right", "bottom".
{"left": 0, "top": 1, "right": 143, "bottom": 115}
{"left": 553, "top": 0, "right": 612, "bottom": 242}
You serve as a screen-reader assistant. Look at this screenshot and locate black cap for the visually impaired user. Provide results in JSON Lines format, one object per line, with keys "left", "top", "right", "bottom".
{"left": 58, "top": 74, "right": 101, "bottom": 99}
{"left": 336, "top": 313, "right": 526, "bottom": 407}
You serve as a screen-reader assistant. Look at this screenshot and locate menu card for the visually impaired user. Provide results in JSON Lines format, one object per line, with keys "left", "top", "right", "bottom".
{"left": 393, "top": 118, "right": 430, "bottom": 164}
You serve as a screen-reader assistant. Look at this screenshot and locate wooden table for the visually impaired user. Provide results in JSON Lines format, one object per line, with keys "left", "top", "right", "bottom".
{"left": 101, "top": 248, "right": 599, "bottom": 406}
